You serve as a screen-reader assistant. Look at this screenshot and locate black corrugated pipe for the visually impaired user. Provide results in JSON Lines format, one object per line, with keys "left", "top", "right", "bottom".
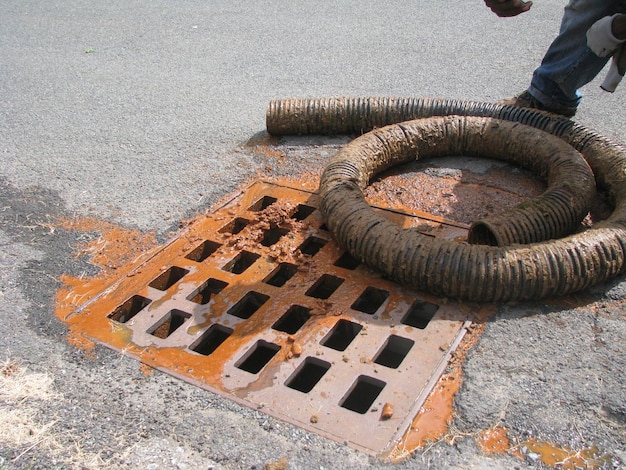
{"left": 266, "top": 97, "right": 626, "bottom": 302}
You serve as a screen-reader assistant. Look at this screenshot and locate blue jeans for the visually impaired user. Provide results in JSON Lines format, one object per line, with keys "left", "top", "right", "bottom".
{"left": 529, "top": 0, "right": 625, "bottom": 112}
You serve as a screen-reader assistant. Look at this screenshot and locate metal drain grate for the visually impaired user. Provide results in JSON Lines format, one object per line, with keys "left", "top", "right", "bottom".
{"left": 69, "top": 181, "right": 472, "bottom": 456}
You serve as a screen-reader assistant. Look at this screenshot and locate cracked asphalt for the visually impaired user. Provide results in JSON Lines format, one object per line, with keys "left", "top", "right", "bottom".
{"left": 1, "top": 0, "right": 625, "bottom": 468}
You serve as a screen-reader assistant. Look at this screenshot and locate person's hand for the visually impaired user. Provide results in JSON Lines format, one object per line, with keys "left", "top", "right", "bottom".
{"left": 587, "top": 14, "right": 626, "bottom": 57}
{"left": 484, "top": 0, "right": 532, "bottom": 18}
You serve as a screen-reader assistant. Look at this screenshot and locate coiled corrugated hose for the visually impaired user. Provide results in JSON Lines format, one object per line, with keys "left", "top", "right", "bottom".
{"left": 266, "top": 97, "right": 626, "bottom": 302}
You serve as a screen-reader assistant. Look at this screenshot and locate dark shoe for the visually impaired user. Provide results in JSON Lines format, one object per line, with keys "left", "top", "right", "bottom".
{"left": 497, "top": 90, "right": 576, "bottom": 118}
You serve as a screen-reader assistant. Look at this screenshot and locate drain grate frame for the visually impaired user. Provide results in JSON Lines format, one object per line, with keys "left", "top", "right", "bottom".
{"left": 65, "top": 180, "right": 473, "bottom": 456}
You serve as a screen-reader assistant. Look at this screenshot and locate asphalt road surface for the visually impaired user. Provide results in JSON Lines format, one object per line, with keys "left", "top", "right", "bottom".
{"left": 1, "top": 1, "right": 625, "bottom": 468}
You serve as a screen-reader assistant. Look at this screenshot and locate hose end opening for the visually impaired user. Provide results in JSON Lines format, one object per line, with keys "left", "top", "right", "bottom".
{"left": 468, "top": 221, "right": 502, "bottom": 246}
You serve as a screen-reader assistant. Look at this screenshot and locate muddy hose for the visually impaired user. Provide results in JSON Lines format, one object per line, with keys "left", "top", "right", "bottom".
{"left": 266, "top": 97, "right": 602, "bottom": 246}
{"left": 266, "top": 97, "right": 626, "bottom": 301}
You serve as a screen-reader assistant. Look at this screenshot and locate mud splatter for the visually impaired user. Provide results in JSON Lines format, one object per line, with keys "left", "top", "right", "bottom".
{"left": 54, "top": 217, "right": 159, "bottom": 352}
{"left": 390, "top": 321, "right": 486, "bottom": 461}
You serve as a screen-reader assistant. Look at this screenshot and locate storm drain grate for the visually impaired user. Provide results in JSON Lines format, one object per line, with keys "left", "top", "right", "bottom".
{"left": 69, "top": 181, "right": 472, "bottom": 456}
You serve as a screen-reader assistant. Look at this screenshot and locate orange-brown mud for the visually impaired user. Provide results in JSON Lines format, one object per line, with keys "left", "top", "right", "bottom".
{"left": 512, "top": 439, "right": 613, "bottom": 469}
{"left": 364, "top": 161, "right": 545, "bottom": 225}
{"left": 476, "top": 424, "right": 517, "bottom": 456}
{"left": 55, "top": 217, "right": 159, "bottom": 353}
{"left": 389, "top": 317, "right": 488, "bottom": 461}
{"left": 476, "top": 427, "right": 613, "bottom": 469}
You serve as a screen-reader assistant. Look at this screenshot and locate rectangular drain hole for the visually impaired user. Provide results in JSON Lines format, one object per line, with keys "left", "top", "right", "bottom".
{"left": 272, "top": 305, "right": 311, "bottom": 334}
{"left": 148, "top": 309, "right": 191, "bottom": 339}
{"left": 190, "top": 324, "right": 233, "bottom": 356}
{"left": 305, "top": 274, "right": 344, "bottom": 300}
{"left": 187, "top": 278, "right": 229, "bottom": 305}
{"left": 263, "top": 262, "right": 298, "bottom": 287}
{"left": 261, "top": 226, "right": 289, "bottom": 247}
{"left": 227, "top": 291, "right": 269, "bottom": 319}
{"left": 108, "top": 295, "right": 151, "bottom": 323}
{"left": 248, "top": 195, "right": 277, "bottom": 212}
{"left": 185, "top": 240, "right": 222, "bottom": 262}
{"left": 222, "top": 250, "right": 260, "bottom": 274}
{"left": 333, "top": 252, "right": 360, "bottom": 270}
{"left": 235, "top": 340, "right": 280, "bottom": 374}
{"left": 401, "top": 300, "right": 439, "bottom": 329}
{"left": 350, "top": 286, "right": 390, "bottom": 315}
{"left": 149, "top": 266, "right": 189, "bottom": 291}
{"left": 285, "top": 357, "right": 331, "bottom": 393}
{"left": 298, "top": 236, "right": 328, "bottom": 256}
{"left": 219, "top": 217, "right": 250, "bottom": 235}
{"left": 291, "top": 204, "right": 316, "bottom": 221}
{"left": 321, "top": 319, "right": 362, "bottom": 351}
{"left": 340, "top": 375, "right": 386, "bottom": 414}
{"left": 373, "top": 335, "right": 415, "bottom": 369}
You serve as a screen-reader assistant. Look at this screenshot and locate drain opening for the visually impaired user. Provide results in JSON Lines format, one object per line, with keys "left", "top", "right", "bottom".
{"left": 373, "top": 335, "right": 415, "bottom": 369}
{"left": 401, "top": 300, "right": 439, "bottom": 329}
{"left": 185, "top": 240, "right": 222, "bottom": 262}
{"left": 321, "top": 319, "right": 362, "bottom": 351}
{"left": 261, "top": 226, "right": 289, "bottom": 247}
{"left": 227, "top": 291, "right": 269, "bottom": 319}
{"left": 351, "top": 286, "right": 390, "bottom": 315}
{"left": 236, "top": 340, "right": 280, "bottom": 374}
{"left": 305, "top": 274, "right": 344, "bottom": 299}
{"left": 334, "top": 252, "right": 360, "bottom": 270}
{"left": 149, "top": 266, "right": 189, "bottom": 291}
{"left": 298, "top": 236, "right": 328, "bottom": 256}
{"left": 249, "top": 195, "right": 277, "bottom": 212}
{"left": 340, "top": 375, "right": 386, "bottom": 414}
{"left": 222, "top": 250, "right": 260, "bottom": 274}
{"left": 108, "top": 295, "right": 151, "bottom": 323}
{"left": 285, "top": 357, "right": 331, "bottom": 393}
{"left": 187, "top": 278, "right": 229, "bottom": 305}
{"left": 148, "top": 309, "right": 191, "bottom": 339}
{"left": 189, "top": 324, "right": 233, "bottom": 356}
{"left": 271, "top": 305, "right": 311, "bottom": 334}
{"left": 219, "top": 217, "right": 250, "bottom": 235}
{"left": 263, "top": 262, "right": 298, "bottom": 287}
{"left": 292, "top": 204, "right": 316, "bottom": 221}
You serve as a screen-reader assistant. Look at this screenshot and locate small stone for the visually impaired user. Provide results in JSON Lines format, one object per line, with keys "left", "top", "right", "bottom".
{"left": 291, "top": 341, "right": 303, "bottom": 357}
{"left": 381, "top": 403, "right": 394, "bottom": 420}
{"left": 527, "top": 452, "right": 540, "bottom": 462}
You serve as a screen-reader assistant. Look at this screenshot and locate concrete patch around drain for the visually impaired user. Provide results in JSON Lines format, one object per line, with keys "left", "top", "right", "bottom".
{"left": 62, "top": 180, "right": 472, "bottom": 456}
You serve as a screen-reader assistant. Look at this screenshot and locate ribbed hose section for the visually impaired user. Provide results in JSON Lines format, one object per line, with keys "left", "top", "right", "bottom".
{"left": 319, "top": 115, "right": 595, "bottom": 249}
{"left": 267, "top": 97, "right": 565, "bottom": 137}
{"left": 298, "top": 102, "right": 626, "bottom": 301}
{"left": 467, "top": 187, "right": 590, "bottom": 246}
{"left": 267, "top": 96, "right": 622, "bottom": 191}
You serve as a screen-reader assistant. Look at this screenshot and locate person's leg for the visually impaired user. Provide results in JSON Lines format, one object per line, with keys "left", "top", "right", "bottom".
{"left": 528, "top": 0, "right": 625, "bottom": 114}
